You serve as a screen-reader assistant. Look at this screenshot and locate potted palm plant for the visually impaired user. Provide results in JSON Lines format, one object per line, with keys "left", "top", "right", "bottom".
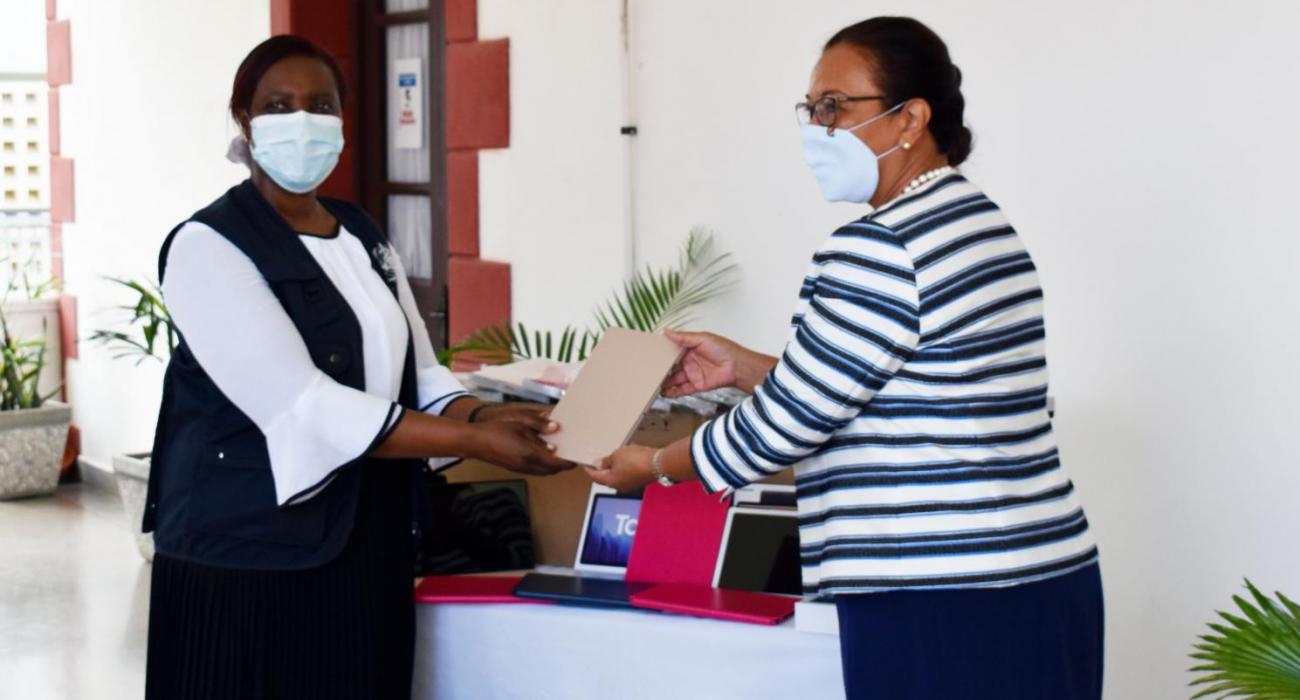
{"left": 0, "top": 272, "right": 70, "bottom": 499}
{"left": 90, "top": 276, "right": 174, "bottom": 560}
{"left": 1189, "top": 579, "right": 1300, "bottom": 698}
{"left": 444, "top": 227, "right": 738, "bottom": 365}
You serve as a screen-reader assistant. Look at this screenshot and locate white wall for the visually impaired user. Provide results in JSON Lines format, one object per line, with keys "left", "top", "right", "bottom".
{"left": 477, "top": 0, "right": 632, "bottom": 335}
{"left": 478, "top": 1, "right": 1300, "bottom": 698}
{"left": 0, "top": 0, "right": 47, "bottom": 73}
{"left": 0, "top": 0, "right": 49, "bottom": 212}
{"left": 58, "top": 0, "right": 269, "bottom": 469}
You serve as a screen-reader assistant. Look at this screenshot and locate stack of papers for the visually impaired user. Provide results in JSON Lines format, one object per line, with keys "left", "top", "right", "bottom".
{"left": 461, "top": 350, "right": 747, "bottom": 417}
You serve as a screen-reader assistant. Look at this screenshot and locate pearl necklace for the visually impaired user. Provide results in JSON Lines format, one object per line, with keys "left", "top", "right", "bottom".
{"left": 902, "top": 165, "right": 957, "bottom": 195}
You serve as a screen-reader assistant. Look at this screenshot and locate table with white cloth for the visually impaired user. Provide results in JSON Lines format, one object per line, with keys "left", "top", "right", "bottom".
{"left": 414, "top": 601, "right": 845, "bottom": 699}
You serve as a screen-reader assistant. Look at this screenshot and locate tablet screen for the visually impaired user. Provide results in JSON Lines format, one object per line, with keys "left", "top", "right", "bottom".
{"left": 716, "top": 510, "right": 802, "bottom": 595}
{"left": 578, "top": 494, "right": 642, "bottom": 569}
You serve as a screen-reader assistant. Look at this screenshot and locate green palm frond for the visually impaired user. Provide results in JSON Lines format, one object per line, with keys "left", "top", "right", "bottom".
{"left": 0, "top": 252, "right": 60, "bottom": 303}
{"left": 0, "top": 310, "right": 57, "bottom": 410}
{"left": 89, "top": 276, "right": 176, "bottom": 364}
{"left": 592, "top": 227, "right": 738, "bottom": 333}
{"left": 1189, "top": 579, "right": 1300, "bottom": 699}
{"left": 0, "top": 268, "right": 60, "bottom": 409}
{"left": 446, "top": 322, "right": 596, "bottom": 365}
{"left": 442, "top": 227, "right": 737, "bottom": 366}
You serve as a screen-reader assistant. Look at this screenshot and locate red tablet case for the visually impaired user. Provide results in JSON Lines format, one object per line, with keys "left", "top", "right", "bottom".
{"left": 414, "top": 575, "right": 551, "bottom": 605}
{"left": 625, "top": 482, "right": 730, "bottom": 586}
{"left": 630, "top": 582, "right": 796, "bottom": 625}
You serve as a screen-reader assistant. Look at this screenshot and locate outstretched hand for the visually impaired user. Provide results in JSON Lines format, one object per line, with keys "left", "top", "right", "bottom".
{"left": 472, "top": 402, "right": 554, "bottom": 431}
{"left": 470, "top": 420, "right": 574, "bottom": 476}
{"left": 585, "top": 444, "right": 656, "bottom": 493}
{"left": 661, "top": 330, "right": 741, "bottom": 397}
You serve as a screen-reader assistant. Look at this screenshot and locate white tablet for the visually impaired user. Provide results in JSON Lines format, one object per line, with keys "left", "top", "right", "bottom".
{"left": 572, "top": 483, "right": 643, "bottom": 575}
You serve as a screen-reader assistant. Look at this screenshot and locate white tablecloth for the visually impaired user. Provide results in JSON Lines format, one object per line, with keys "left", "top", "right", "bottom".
{"left": 414, "top": 601, "right": 845, "bottom": 699}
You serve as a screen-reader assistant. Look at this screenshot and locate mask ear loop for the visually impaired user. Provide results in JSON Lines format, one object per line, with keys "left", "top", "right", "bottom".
{"left": 825, "top": 100, "right": 907, "bottom": 137}
{"left": 875, "top": 143, "right": 902, "bottom": 160}
{"left": 227, "top": 110, "right": 253, "bottom": 167}
{"left": 226, "top": 136, "right": 252, "bottom": 167}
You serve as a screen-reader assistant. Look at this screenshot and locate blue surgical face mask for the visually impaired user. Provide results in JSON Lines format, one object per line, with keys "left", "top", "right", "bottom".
{"left": 249, "top": 111, "right": 344, "bottom": 194}
{"left": 800, "top": 102, "right": 905, "bottom": 204}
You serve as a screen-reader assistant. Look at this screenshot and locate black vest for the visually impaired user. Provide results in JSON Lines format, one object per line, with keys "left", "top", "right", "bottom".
{"left": 144, "top": 180, "right": 427, "bottom": 570}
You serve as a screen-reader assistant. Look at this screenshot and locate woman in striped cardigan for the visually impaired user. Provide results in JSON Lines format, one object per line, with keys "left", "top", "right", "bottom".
{"left": 590, "top": 16, "right": 1103, "bottom": 700}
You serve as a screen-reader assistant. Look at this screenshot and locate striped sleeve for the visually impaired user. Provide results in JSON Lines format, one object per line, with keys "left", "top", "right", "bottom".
{"left": 692, "top": 223, "right": 921, "bottom": 492}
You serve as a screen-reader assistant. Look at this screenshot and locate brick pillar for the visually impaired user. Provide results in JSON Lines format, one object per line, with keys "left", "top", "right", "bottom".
{"left": 46, "top": 0, "right": 78, "bottom": 474}
{"left": 443, "top": 1, "right": 513, "bottom": 349}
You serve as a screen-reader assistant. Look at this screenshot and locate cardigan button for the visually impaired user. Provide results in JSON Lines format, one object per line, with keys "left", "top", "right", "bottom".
{"left": 328, "top": 352, "right": 343, "bottom": 365}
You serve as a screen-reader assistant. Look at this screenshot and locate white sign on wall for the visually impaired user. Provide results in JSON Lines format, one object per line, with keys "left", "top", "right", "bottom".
{"left": 392, "top": 57, "right": 423, "bottom": 150}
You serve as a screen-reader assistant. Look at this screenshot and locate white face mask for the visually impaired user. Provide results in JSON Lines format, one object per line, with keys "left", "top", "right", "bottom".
{"left": 799, "top": 102, "right": 905, "bottom": 204}
{"left": 248, "top": 111, "right": 344, "bottom": 194}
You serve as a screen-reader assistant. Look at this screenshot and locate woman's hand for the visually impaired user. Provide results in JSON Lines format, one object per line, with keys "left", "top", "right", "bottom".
{"left": 472, "top": 402, "right": 554, "bottom": 430}
{"left": 585, "top": 445, "right": 656, "bottom": 493}
{"left": 469, "top": 421, "right": 574, "bottom": 476}
{"left": 662, "top": 330, "right": 777, "bottom": 397}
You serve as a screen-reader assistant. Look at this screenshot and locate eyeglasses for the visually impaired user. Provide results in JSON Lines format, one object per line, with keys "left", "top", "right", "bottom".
{"left": 795, "top": 94, "right": 890, "bottom": 128}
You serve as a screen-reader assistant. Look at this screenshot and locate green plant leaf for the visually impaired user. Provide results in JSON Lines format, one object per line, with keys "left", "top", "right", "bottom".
{"left": 1189, "top": 579, "right": 1300, "bottom": 699}
{"left": 592, "top": 227, "right": 738, "bottom": 334}
{"left": 89, "top": 276, "right": 174, "bottom": 364}
{"left": 0, "top": 305, "right": 47, "bottom": 409}
{"left": 442, "top": 227, "right": 736, "bottom": 367}
{"left": 441, "top": 321, "right": 595, "bottom": 366}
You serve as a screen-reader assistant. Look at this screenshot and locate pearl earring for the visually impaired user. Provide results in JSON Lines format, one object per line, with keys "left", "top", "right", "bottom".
{"left": 902, "top": 142, "right": 912, "bottom": 151}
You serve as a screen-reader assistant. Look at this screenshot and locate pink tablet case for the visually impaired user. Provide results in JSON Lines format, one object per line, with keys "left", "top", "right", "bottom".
{"left": 630, "top": 582, "right": 796, "bottom": 625}
{"left": 625, "top": 482, "right": 730, "bottom": 587}
{"left": 414, "top": 575, "right": 551, "bottom": 605}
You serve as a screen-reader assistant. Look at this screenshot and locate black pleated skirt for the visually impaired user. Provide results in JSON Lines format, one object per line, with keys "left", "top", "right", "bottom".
{"left": 145, "top": 464, "right": 415, "bottom": 700}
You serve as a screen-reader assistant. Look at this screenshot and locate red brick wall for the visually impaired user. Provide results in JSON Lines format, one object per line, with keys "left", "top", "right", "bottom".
{"left": 443, "top": 5, "right": 512, "bottom": 347}
{"left": 46, "top": 3, "right": 73, "bottom": 358}
{"left": 45, "top": 1, "right": 78, "bottom": 473}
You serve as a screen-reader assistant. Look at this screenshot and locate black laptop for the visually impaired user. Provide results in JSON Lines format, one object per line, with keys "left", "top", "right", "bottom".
{"left": 513, "top": 486, "right": 647, "bottom": 608}
{"left": 513, "top": 572, "right": 652, "bottom": 608}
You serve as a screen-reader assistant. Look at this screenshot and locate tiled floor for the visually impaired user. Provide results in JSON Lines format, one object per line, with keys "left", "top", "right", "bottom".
{"left": 0, "top": 483, "right": 149, "bottom": 700}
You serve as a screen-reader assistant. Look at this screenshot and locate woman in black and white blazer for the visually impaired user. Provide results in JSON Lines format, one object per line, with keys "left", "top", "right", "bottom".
{"left": 143, "top": 36, "right": 571, "bottom": 699}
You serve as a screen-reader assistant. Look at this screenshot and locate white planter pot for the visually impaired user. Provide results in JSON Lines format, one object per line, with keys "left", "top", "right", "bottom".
{"left": 112, "top": 452, "right": 154, "bottom": 562}
{"left": 0, "top": 401, "right": 72, "bottom": 499}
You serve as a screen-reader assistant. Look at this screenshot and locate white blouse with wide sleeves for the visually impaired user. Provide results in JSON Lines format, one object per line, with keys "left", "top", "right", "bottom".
{"left": 162, "top": 221, "right": 470, "bottom": 506}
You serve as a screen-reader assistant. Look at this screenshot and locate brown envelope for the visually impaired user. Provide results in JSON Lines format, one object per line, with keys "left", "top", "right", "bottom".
{"left": 544, "top": 328, "right": 684, "bottom": 466}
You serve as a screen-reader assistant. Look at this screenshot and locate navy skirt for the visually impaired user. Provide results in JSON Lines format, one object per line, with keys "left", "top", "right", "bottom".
{"left": 145, "top": 463, "right": 415, "bottom": 700}
{"left": 835, "top": 564, "right": 1104, "bottom": 699}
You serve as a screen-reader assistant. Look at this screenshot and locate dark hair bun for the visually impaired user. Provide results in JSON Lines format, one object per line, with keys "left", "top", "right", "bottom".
{"left": 826, "top": 17, "right": 973, "bottom": 166}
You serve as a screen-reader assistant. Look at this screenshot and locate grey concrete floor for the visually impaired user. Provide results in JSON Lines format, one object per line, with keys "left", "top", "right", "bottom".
{"left": 1, "top": 483, "right": 149, "bottom": 700}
